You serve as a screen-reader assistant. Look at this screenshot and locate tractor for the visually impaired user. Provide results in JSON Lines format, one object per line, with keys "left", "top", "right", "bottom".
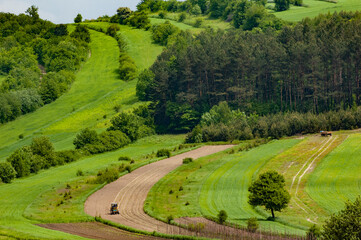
{"left": 320, "top": 131, "right": 332, "bottom": 137}
{"left": 110, "top": 203, "right": 119, "bottom": 215}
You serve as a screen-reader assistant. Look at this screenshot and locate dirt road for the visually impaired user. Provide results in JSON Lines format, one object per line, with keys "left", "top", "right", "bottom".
{"left": 84, "top": 145, "right": 234, "bottom": 234}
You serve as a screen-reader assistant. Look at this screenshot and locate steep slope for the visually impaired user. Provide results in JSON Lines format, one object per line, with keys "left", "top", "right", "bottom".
{"left": 0, "top": 25, "right": 162, "bottom": 161}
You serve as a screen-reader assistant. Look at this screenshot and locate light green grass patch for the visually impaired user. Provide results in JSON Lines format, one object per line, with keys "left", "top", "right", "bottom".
{"left": 0, "top": 135, "right": 184, "bottom": 239}
{"left": 272, "top": 0, "right": 361, "bottom": 22}
{"left": 306, "top": 133, "right": 361, "bottom": 214}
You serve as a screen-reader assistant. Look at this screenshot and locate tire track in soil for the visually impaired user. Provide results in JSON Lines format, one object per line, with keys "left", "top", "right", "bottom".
{"left": 84, "top": 145, "right": 234, "bottom": 235}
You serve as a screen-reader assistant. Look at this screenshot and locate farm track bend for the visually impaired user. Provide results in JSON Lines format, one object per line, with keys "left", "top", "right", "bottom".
{"left": 85, "top": 145, "right": 234, "bottom": 234}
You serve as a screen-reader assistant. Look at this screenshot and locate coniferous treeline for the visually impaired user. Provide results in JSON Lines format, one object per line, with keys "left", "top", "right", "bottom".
{"left": 0, "top": 7, "right": 90, "bottom": 124}
{"left": 137, "top": 11, "right": 361, "bottom": 132}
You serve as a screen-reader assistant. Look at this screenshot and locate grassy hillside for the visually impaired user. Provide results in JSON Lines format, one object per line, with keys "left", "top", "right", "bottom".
{"left": 0, "top": 24, "right": 162, "bottom": 161}
{"left": 306, "top": 134, "right": 361, "bottom": 214}
{"left": 146, "top": 139, "right": 306, "bottom": 235}
{"left": 273, "top": 0, "right": 361, "bottom": 21}
{"left": 146, "top": 131, "right": 361, "bottom": 236}
{"left": 0, "top": 135, "right": 185, "bottom": 239}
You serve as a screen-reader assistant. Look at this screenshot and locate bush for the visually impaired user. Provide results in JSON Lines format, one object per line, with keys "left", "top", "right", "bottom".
{"left": 73, "top": 128, "right": 99, "bottom": 149}
{"left": 218, "top": 210, "right": 228, "bottom": 224}
{"left": 182, "top": 158, "right": 193, "bottom": 164}
{"left": 178, "top": 13, "right": 186, "bottom": 22}
{"left": 158, "top": 12, "right": 167, "bottom": 19}
{"left": 95, "top": 167, "right": 119, "bottom": 184}
{"left": 125, "top": 165, "right": 132, "bottom": 173}
{"left": 151, "top": 21, "right": 179, "bottom": 46}
{"left": 156, "top": 149, "right": 171, "bottom": 158}
{"left": 106, "top": 24, "right": 120, "bottom": 37}
{"left": 247, "top": 217, "right": 259, "bottom": 232}
{"left": 76, "top": 169, "right": 84, "bottom": 176}
{"left": 194, "top": 18, "right": 203, "bottom": 28}
{"left": 0, "top": 162, "right": 16, "bottom": 183}
{"left": 307, "top": 224, "right": 320, "bottom": 240}
{"left": 7, "top": 147, "right": 31, "bottom": 178}
{"left": 167, "top": 215, "right": 174, "bottom": 223}
{"left": 56, "top": 150, "right": 81, "bottom": 164}
{"left": 118, "top": 156, "right": 131, "bottom": 161}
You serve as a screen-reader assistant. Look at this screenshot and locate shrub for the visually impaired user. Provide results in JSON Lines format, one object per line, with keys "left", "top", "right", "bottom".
{"left": 151, "top": 21, "right": 179, "bottom": 46}
{"left": 73, "top": 128, "right": 99, "bottom": 149}
{"left": 194, "top": 18, "right": 203, "bottom": 28}
{"left": 98, "top": 130, "right": 131, "bottom": 151}
{"left": 156, "top": 149, "right": 171, "bottom": 158}
{"left": 95, "top": 167, "right": 119, "bottom": 183}
{"left": 119, "top": 53, "right": 137, "bottom": 81}
{"left": 158, "top": 12, "right": 167, "bottom": 19}
{"left": 0, "top": 162, "right": 16, "bottom": 183}
{"left": 179, "top": 186, "right": 183, "bottom": 191}
{"left": 125, "top": 165, "right": 132, "bottom": 173}
{"left": 178, "top": 13, "right": 186, "bottom": 22}
{"left": 218, "top": 210, "right": 228, "bottom": 224}
{"left": 307, "top": 224, "right": 320, "bottom": 240}
{"left": 6, "top": 147, "right": 31, "bottom": 178}
{"left": 106, "top": 24, "right": 120, "bottom": 37}
{"left": 167, "top": 215, "right": 174, "bottom": 223}
{"left": 182, "top": 158, "right": 193, "bottom": 164}
{"left": 56, "top": 150, "right": 81, "bottom": 164}
{"left": 169, "top": 189, "right": 174, "bottom": 194}
{"left": 247, "top": 217, "right": 259, "bottom": 232}
{"left": 118, "top": 156, "right": 131, "bottom": 161}
{"left": 76, "top": 169, "right": 84, "bottom": 176}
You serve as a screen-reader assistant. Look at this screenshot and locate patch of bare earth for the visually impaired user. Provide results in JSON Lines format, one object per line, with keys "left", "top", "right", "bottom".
{"left": 39, "top": 222, "right": 162, "bottom": 240}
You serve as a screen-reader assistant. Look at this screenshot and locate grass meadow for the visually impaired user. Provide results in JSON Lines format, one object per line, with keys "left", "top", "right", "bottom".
{"left": 273, "top": 0, "right": 361, "bottom": 22}
{"left": 0, "top": 135, "right": 185, "bottom": 239}
{"left": 0, "top": 24, "right": 163, "bottom": 162}
{"left": 306, "top": 133, "right": 361, "bottom": 214}
{"left": 146, "top": 139, "right": 307, "bottom": 235}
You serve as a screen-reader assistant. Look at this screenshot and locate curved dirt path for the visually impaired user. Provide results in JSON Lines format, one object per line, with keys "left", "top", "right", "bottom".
{"left": 85, "top": 145, "right": 234, "bottom": 235}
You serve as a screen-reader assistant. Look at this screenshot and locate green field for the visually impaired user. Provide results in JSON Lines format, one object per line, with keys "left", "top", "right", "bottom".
{"left": 306, "top": 134, "right": 361, "bottom": 214}
{"left": 0, "top": 135, "right": 185, "bottom": 239}
{"left": 273, "top": 0, "right": 361, "bottom": 22}
{"left": 0, "top": 24, "right": 162, "bottom": 161}
{"left": 146, "top": 139, "right": 308, "bottom": 235}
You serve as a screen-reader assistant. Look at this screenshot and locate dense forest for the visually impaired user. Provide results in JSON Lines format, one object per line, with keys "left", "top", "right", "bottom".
{"left": 0, "top": 6, "right": 90, "bottom": 124}
{"left": 136, "top": 11, "right": 361, "bottom": 133}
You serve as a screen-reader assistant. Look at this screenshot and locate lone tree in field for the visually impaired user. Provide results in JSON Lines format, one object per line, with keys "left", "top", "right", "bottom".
{"left": 74, "top": 13, "right": 82, "bottom": 23}
{"left": 248, "top": 171, "right": 290, "bottom": 218}
{"left": 322, "top": 196, "right": 361, "bottom": 239}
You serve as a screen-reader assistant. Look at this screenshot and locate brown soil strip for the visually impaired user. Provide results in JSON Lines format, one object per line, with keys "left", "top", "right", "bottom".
{"left": 40, "top": 222, "right": 162, "bottom": 240}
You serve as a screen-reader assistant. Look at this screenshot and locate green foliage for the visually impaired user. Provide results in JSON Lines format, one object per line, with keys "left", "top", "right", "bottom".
{"left": 182, "top": 157, "right": 193, "bottom": 164}
{"left": 74, "top": 13, "right": 82, "bottom": 23}
{"left": 247, "top": 217, "right": 259, "bottom": 232}
{"left": 156, "top": 149, "right": 171, "bottom": 158}
{"left": 178, "top": 13, "right": 187, "bottom": 22}
{"left": 194, "top": 18, "right": 203, "bottom": 28}
{"left": 190, "top": 5, "right": 202, "bottom": 15}
{"left": 119, "top": 52, "right": 137, "bottom": 81}
{"left": 128, "top": 11, "right": 151, "bottom": 30}
{"left": 109, "top": 107, "right": 155, "bottom": 141}
{"left": 30, "top": 136, "right": 56, "bottom": 168}
{"left": 243, "top": 4, "right": 267, "bottom": 30}
{"left": 70, "top": 24, "right": 91, "bottom": 43}
{"left": 118, "top": 156, "right": 132, "bottom": 161}
{"left": 322, "top": 197, "right": 361, "bottom": 239}
{"left": 274, "top": 0, "right": 290, "bottom": 11}
{"left": 76, "top": 169, "right": 83, "bottom": 176}
{"left": 136, "top": 69, "right": 155, "bottom": 101}
{"left": 217, "top": 210, "right": 227, "bottom": 224}
{"left": 307, "top": 224, "right": 320, "bottom": 240}
{"left": 25, "top": 5, "right": 39, "bottom": 21}
{"left": 56, "top": 150, "right": 82, "bottom": 164}
{"left": 151, "top": 21, "right": 179, "bottom": 45}
{"left": 95, "top": 167, "right": 119, "bottom": 184}
{"left": 167, "top": 215, "right": 174, "bottom": 223}
{"left": 0, "top": 162, "right": 16, "bottom": 183}
{"left": 73, "top": 128, "right": 99, "bottom": 149}
{"left": 117, "top": 7, "right": 132, "bottom": 24}
{"left": 106, "top": 24, "right": 120, "bottom": 37}
{"left": 158, "top": 12, "right": 167, "bottom": 19}
{"left": 248, "top": 171, "right": 290, "bottom": 218}
{"left": 6, "top": 147, "right": 31, "bottom": 177}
